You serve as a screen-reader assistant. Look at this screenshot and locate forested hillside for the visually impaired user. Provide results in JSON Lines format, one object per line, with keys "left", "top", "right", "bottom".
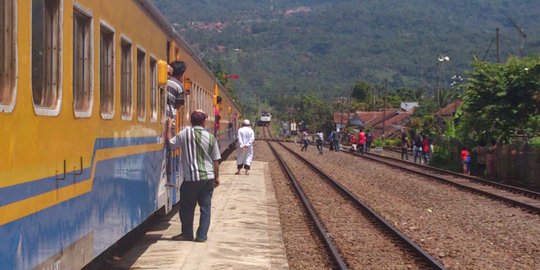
{"left": 154, "top": 0, "right": 540, "bottom": 103}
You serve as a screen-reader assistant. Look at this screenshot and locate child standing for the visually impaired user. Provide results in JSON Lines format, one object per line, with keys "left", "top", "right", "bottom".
{"left": 461, "top": 147, "right": 471, "bottom": 175}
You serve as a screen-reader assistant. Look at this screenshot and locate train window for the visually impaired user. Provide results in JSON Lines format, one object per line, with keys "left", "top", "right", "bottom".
{"left": 120, "top": 37, "right": 132, "bottom": 120}
{"left": 32, "top": 0, "right": 62, "bottom": 115}
{"left": 0, "top": 0, "right": 17, "bottom": 113}
{"left": 149, "top": 57, "right": 158, "bottom": 122}
{"left": 136, "top": 48, "right": 146, "bottom": 121}
{"left": 99, "top": 23, "right": 114, "bottom": 119}
{"left": 73, "top": 6, "right": 93, "bottom": 117}
{"left": 160, "top": 81, "right": 166, "bottom": 123}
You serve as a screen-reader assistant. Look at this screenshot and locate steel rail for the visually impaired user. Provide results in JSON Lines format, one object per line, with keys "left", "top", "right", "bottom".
{"left": 344, "top": 150, "right": 540, "bottom": 214}
{"left": 276, "top": 142, "right": 446, "bottom": 270}
{"left": 378, "top": 147, "right": 540, "bottom": 198}
{"left": 266, "top": 141, "right": 348, "bottom": 270}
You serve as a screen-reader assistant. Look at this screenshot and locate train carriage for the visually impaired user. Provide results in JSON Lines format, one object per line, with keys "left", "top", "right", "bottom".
{"left": 0, "top": 1, "right": 240, "bottom": 269}
{"left": 258, "top": 111, "right": 271, "bottom": 126}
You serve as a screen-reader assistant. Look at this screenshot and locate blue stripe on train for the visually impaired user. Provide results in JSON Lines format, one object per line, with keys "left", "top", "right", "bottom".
{"left": 0, "top": 149, "right": 164, "bottom": 270}
{"left": 0, "top": 136, "right": 161, "bottom": 206}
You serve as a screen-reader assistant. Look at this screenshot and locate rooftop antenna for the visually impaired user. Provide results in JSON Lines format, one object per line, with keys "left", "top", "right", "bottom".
{"left": 507, "top": 16, "right": 527, "bottom": 57}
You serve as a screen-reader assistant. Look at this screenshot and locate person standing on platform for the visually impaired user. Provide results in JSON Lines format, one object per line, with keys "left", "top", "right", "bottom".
{"left": 165, "top": 110, "right": 221, "bottom": 242}
{"left": 236, "top": 119, "right": 255, "bottom": 175}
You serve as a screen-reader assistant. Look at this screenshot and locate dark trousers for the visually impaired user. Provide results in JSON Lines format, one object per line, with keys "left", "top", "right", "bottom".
{"left": 316, "top": 140, "right": 323, "bottom": 153}
{"left": 301, "top": 139, "right": 309, "bottom": 151}
{"left": 401, "top": 147, "right": 408, "bottom": 160}
{"left": 179, "top": 180, "right": 215, "bottom": 240}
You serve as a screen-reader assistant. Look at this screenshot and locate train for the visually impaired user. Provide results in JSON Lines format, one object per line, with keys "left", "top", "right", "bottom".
{"left": 257, "top": 111, "right": 272, "bottom": 126}
{"left": 0, "top": 1, "right": 241, "bottom": 269}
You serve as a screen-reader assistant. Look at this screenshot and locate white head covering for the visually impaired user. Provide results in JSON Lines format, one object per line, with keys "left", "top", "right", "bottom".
{"left": 243, "top": 119, "right": 250, "bottom": 126}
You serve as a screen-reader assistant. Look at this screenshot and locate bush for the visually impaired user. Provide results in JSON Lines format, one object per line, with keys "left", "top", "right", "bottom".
{"left": 372, "top": 138, "right": 384, "bottom": 147}
{"left": 530, "top": 137, "right": 540, "bottom": 149}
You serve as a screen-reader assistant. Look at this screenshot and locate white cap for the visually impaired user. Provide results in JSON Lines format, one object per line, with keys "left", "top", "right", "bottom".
{"left": 243, "top": 119, "right": 250, "bottom": 126}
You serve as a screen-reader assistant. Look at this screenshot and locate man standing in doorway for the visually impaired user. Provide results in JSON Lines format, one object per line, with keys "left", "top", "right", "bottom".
{"left": 236, "top": 119, "right": 255, "bottom": 175}
{"left": 165, "top": 110, "right": 221, "bottom": 242}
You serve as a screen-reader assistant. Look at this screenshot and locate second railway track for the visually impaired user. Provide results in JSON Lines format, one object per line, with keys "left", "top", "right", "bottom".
{"left": 267, "top": 139, "right": 445, "bottom": 269}
{"left": 346, "top": 149, "right": 540, "bottom": 214}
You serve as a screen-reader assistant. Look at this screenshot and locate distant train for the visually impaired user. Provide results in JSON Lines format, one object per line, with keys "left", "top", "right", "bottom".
{"left": 0, "top": 1, "right": 240, "bottom": 269}
{"left": 258, "top": 111, "right": 272, "bottom": 126}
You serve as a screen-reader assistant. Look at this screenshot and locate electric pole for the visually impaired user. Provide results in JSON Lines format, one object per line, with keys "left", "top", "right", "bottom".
{"left": 382, "top": 79, "right": 387, "bottom": 140}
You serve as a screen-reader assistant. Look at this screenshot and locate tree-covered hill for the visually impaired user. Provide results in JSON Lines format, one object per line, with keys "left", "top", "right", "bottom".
{"left": 154, "top": 0, "right": 540, "bottom": 103}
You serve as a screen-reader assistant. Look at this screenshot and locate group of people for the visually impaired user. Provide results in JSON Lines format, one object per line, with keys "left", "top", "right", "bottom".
{"left": 298, "top": 128, "right": 374, "bottom": 154}
{"left": 460, "top": 139, "right": 498, "bottom": 176}
{"left": 399, "top": 132, "right": 432, "bottom": 164}
{"left": 301, "top": 130, "right": 325, "bottom": 154}
{"left": 164, "top": 61, "right": 255, "bottom": 243}
{"left": 349, "top": 127, "right": 374, "bottom": 154}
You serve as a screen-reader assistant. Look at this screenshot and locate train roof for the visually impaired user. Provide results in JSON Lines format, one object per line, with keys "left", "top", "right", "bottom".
{"left": 136, "top": 0, "right": 240, "bottom": 112}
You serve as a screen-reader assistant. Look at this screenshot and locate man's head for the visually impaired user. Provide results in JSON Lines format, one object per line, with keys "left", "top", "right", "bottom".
{"left": 170, "top": 61, "right": 186, "bottom": 78}
{"left": 242, "top": 119, "right": 250, "bottom": 126}
{"left": 167, "top": 65, "right": 173, "bottom": 78}
{"left": 190, "top": 110, "right": 207, "bottom": 126}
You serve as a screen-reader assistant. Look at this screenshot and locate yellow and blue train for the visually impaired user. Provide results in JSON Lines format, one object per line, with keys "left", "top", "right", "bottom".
{"left": 0, "top": 1, "right": 240, "bottom": 269}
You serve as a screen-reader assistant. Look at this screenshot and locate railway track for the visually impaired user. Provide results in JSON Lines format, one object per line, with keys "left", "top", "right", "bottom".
{"left": 343, "top": 149, "right": 540, "bottom": 214}
{"left": 267, "top": 139, "right": 446, "bottom": 269}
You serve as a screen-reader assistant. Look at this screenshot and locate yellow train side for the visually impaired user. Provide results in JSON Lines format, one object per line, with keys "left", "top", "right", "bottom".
{"left": 0, "top": 0, "right": 240, "bottom": 269}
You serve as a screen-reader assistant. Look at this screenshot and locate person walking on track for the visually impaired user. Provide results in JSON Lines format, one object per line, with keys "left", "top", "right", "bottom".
{"left": 165, "top": 110, "right": 221, "bottom": 242}
{"left": 236, "top": 119, "right": 255, "bottom": 175}
{"left": 301, "top": 130, "right": 309, "bottom": 151}
{"left": 316, "top": 130, "right": 324, "bottom": 155}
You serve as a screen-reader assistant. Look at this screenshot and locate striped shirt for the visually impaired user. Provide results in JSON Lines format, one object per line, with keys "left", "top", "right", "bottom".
{"left": 169, "top": 126, "right": 221, "bottom": 181}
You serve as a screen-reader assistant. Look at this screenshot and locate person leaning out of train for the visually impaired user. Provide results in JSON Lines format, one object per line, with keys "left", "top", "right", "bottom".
{"left": 166, "top": 61, "right": 187, "bottom": 124}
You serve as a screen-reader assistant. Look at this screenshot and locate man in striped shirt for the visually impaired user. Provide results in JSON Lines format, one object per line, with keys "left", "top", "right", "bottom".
{"left": 165, "top": 110, "right": 221, "bottom": 242}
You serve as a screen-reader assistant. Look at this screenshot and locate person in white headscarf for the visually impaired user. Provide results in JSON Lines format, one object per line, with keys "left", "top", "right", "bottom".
{"left": 236, "top": 119, "right": 255, "bottom": 175}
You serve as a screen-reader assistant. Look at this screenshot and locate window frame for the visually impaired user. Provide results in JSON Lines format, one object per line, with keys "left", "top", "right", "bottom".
{"left": 136, "top": 46, "right": 146, "bottom": 122}
{"left": 31, "top": 0, "right": 64, "bottom": 116}
{"left": 72, "top": 3, "right": 94, "bottom": 118}
{"left": 160, "top": 83, "right": 166, "bottom": 124}
{"left": 99, "top": 20, "right": 115, "bottom": 120}
{"left": 149, "top": 55, "right": 158, "bottom": 123}
{"left": 0, "top": 0, "right": 18, "bottom": 113}
{"left": 120, "top": 35, "right": 133, "bottom": 121}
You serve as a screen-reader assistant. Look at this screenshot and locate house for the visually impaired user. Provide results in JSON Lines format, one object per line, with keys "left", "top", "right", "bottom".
{"left": 436, "top": 100, "right": 462, "bottom": 117}
{"left": 401, "top": 102, "right": 418, "bottom": 112}
{"left": 333, "top": 112, "right": 355, "bottom": 131}
{"left": 370, "top": 112, "right": 412, "bottom": 139}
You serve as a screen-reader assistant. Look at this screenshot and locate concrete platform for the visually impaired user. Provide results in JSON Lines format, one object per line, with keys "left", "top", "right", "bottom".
{"left": 112, "top": 161, "right": 289, "bottom": 269}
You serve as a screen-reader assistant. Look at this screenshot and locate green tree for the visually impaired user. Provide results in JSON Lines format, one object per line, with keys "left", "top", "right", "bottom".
{"left": 295, "top": 92, "right": 333, "bottom": 132}
{"left": 351, "top": 81, "right": 372, "bottom": 103}
{"left": 458, "top": 56, "right": 540, "bottom": 143}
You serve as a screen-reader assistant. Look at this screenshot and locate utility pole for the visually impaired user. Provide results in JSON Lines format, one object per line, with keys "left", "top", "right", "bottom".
{"left": 496, "top": 28, "right": 500, "bottom": 63}
{"left": 382, "top": 79, "right": 387, "bottom": 141}
{"left": 435, "top": 61, "right": 440, "bottom": 111}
